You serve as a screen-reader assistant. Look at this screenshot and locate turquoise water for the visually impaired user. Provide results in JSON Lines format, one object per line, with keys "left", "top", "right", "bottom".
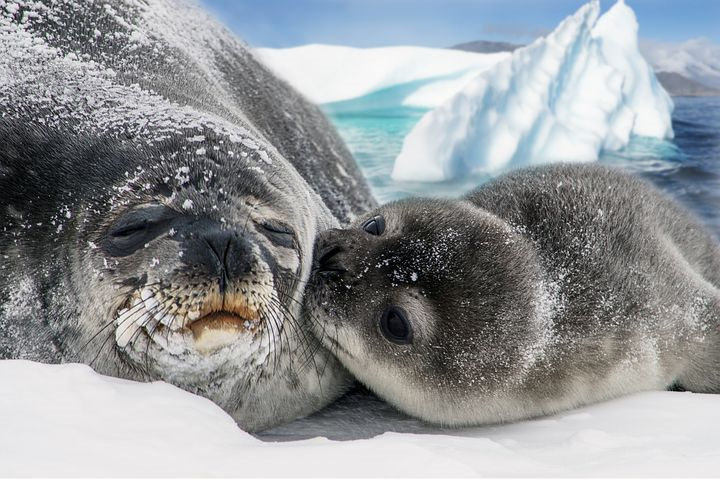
{"left": 325, "top": 101, "right": 494, "bottom": 204}
{"left": 325, "top": 96, "right": 720, "bottom": 233}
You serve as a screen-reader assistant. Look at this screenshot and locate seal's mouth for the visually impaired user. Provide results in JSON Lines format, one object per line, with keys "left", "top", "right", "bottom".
{"left": 189, "top": 311, "right": 247, "bottom": 337}
{"left": 114, "top": 288, "right": 266, "bottom": 355}
{"left": 188, "top": 303, "right": 261, "bottom": 353}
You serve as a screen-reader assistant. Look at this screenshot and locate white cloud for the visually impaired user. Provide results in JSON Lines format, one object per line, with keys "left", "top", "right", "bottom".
{"left": 640, "top": 37, "right": 720, "bottom": 88}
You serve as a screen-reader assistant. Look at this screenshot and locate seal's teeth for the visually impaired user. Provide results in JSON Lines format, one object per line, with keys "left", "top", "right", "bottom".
{"left": 115, "top": 321, "right": 141, "bottom": 349}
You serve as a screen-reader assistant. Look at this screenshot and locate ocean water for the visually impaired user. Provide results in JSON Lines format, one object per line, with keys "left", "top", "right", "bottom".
{"left": 326, "top": 96, "right": 720, "bottom": 234}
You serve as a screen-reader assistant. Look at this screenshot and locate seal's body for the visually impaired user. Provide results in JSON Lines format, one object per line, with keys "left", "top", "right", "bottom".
{"left": 308, "top": 164, "right": 720, "bottom": 426}
{"left": 0, "top": 0, "right": 374, "bottom": 431}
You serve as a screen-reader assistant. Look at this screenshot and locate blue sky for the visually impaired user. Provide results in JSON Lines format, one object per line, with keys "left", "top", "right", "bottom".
{"left": 201, "top": 0, "right": 719, "bottom": 48}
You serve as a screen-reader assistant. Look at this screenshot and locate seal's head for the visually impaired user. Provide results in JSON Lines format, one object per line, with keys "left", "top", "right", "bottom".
{"left": 306, "top": 199, "right": 555, "bottom": 426}
{"left": 0, "top": 125, "right": 350, "bottom": 432}
{"left": 0, "top": 0, "right": 375, "bottom": 432}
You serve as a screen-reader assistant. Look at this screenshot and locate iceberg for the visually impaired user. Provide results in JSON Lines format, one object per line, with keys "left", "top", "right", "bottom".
{"left": 256, "top": 44, "right": 508, "bottom": 108}
{"left": 393, "top": 0, "right": 674, "bottom": 182}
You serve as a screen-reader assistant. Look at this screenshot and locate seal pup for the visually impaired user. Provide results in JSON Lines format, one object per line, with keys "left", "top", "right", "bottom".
{"left": 0, "top": 0, "right": 375, "bottom": 431}
{"left": 307, "top": 164, "right": 720, "bottom": 427}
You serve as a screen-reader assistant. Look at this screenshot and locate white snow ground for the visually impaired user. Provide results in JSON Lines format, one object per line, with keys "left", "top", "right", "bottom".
{"left": 2, "top": 360, "right": 720, "bottom": 477}
{"left": 394, "top": 0, "right": 674, "bottom": 181}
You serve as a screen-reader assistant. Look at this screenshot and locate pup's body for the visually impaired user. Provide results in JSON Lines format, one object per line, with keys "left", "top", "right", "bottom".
{"left": 307, "top": 164, "right": 720, "bottom": 426}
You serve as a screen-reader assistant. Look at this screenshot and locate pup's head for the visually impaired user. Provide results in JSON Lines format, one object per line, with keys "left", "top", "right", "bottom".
{"left": 306, "top": 199, "right": 552, "bottom": 425}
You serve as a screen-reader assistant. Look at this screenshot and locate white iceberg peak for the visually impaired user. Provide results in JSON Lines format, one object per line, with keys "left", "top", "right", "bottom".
{"left": 392, "top": 0, "right": 673, "bottom": 182}
{"left": 592, "top": 0, "right": 673, "bottom": 138}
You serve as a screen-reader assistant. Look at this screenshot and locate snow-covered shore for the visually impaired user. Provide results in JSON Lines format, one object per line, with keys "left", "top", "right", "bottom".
{"left": 2, "top": 360, "right": 719, "bottom": 477}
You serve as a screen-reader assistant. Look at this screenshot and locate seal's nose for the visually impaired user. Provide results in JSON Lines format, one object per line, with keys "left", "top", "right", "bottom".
{"left": 201, "top": 229, "right": 251, "bottom": 293}
{"left": 204, "top": 230, "right": 231, "bottom": 293}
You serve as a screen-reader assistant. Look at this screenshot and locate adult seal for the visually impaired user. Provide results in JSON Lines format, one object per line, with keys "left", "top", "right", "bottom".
{"left": 308, "top": 164, "right": 720, "bottom": 427}
{"left": 0, "top": 0, "right": 375, "bottom": 431}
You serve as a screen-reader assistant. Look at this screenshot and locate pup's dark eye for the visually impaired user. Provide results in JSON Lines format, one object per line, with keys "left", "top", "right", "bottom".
{"left": 103, "top": 205, "right": 178, "bottom": 257}
{"left": 362, "top": 214, "right": 385, "bottom": 236}
{"left": 379, "top": 306, "right": 412, "bottom": 345}
{"left": 260, "top": 220, "right": 295, "bottom": 249}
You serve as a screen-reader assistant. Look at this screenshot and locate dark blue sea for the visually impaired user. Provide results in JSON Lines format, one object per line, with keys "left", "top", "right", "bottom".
{"left": 326, "top": 96, "right": 720, "bottom": 235}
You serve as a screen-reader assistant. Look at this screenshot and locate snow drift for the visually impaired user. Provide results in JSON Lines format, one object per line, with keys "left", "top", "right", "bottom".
{"left": 2, "top": 360, "right": 720, "bottom": 476}
{"left": 393, "top": 0, "right": 674, "bottom": 182}
{"left": 256, "top": 44, "right": 508, "bottom": 108}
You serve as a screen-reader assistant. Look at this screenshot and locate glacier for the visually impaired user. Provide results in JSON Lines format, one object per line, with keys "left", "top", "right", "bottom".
{"left": 256, "top": 44, "right": 508, "bottom": 109}
{"left": 393, "top": 0, "right": 674, "bottom": 182}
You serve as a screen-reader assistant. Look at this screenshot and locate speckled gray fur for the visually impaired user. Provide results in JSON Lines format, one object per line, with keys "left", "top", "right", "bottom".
{"left": 308, "top": 164, "right": 720, "bottom": 427}
{"left": 0, "top": 0, "right": 375, "bottom": 432}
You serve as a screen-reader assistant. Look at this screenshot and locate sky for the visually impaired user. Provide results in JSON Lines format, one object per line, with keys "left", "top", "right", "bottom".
{"left": 200, "top": 0, "right": 720, "bottom": 49}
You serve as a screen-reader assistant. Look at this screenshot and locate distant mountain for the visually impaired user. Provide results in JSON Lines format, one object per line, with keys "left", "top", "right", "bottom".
{"left": 451, "top": 40, "right": 720, "bottom": 97}
{"left": 654, "top": 71, "right": 720, "bottom": 97}
{"left": 640, "top": 39, "right": 720, "bottom": 93}
{"left": 450, "top": 40, "right": 522, "bottom": 54}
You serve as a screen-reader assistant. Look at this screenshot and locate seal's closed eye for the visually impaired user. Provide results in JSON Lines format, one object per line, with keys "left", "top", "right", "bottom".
{"left": 103, "top": 205, "right": 179, "bottom": 257}
{"left": 380, "top": 306, "right": 412, "bottom": 345}
{"left": 362, "top": 214, "right": 385, "bottom": 236}
{"left": 112, "top": 223, "right": 149, "bottom": 237}
{"left": 259, "top": 220, "right": 296, "bottom": 249}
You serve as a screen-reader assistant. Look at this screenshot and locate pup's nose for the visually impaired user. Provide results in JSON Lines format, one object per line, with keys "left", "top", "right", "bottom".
{"left": 316, "top": 245, "right": 346, "bottom": 275}
{"left": 314, "top": 230, "right": 349, "bottom": 276}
